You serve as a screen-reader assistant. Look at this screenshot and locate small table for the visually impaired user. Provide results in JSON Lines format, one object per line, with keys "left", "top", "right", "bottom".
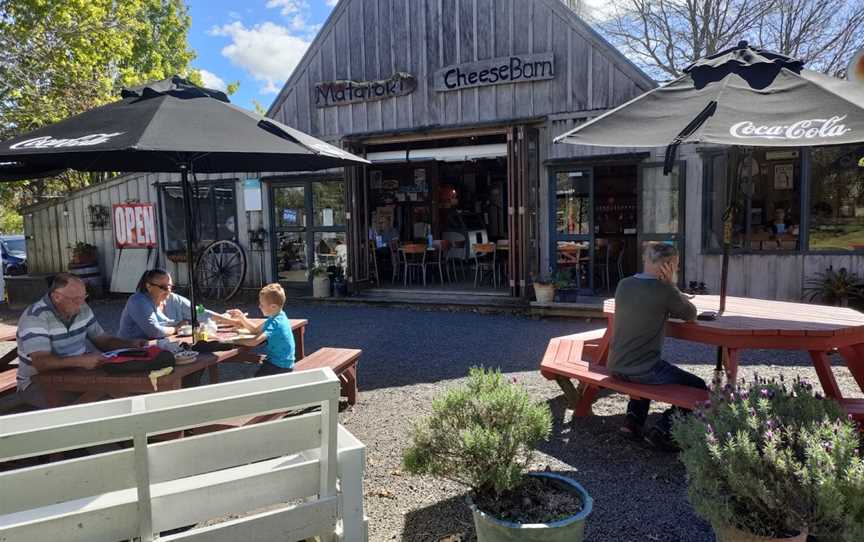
{"left": 34, "top": 319, "right": 308, "bottom": 407}
{"left": 589, "top": 295, "right": 864, "bottom": 419}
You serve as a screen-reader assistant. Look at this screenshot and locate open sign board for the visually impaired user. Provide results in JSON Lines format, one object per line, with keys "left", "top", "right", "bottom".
{"left": 113, "top": 203, "right": 157, "bottom": 248}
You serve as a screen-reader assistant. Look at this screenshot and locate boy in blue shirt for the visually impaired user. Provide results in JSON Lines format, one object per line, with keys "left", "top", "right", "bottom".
{"left": 228, "top": 283, "right": 295, "bottom": 377}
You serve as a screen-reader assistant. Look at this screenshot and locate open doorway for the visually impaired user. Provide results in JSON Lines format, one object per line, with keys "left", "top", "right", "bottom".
{"left": 364, "top": 134, "right": 511, "bottom": 294}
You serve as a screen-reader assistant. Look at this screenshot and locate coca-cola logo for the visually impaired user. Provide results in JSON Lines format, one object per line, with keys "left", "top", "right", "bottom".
{"left": 729, "top": 116, "right": 851, "bottom": 140}
{"left": 9, "top": 132, "right": 124, "bottom": 150}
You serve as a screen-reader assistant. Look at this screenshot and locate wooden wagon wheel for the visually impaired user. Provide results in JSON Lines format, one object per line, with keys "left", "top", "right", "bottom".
{"left": 194, "top": 240, "right": 247, "bottom": 301}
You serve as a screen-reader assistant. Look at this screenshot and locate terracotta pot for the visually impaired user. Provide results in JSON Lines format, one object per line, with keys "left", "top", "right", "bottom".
{"left": 713, "top": 523, "right": 807, "bottom": 542}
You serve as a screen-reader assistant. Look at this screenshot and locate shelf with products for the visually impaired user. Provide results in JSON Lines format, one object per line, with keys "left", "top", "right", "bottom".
{"left": 594, "top": 199, "right": 638, "bottom": 235}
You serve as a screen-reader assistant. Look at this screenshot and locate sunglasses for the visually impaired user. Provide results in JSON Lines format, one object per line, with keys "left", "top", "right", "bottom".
{"left": 148, "top": 282, "right": 173, "bottom": 292}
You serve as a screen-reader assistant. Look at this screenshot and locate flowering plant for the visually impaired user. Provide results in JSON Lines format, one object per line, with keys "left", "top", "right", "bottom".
{"left": 672, "top": 375, "right": 864, "bottom": 541}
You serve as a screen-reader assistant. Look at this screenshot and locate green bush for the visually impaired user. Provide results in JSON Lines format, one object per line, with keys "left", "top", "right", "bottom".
{"left": 403, "top": 367, "right": 552, "bottom": 500}
{"left": 672, "top": 376, "right": 864, "bottom": 540}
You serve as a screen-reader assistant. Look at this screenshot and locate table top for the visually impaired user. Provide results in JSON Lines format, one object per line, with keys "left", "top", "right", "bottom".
{"left": 0, "top": 323, "right": 16, "bottom": 342}
{"left": 604, "top": 295, "right": 864, "bottom": 337}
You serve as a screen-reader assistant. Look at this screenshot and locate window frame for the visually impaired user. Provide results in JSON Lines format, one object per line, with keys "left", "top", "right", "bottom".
{"left": 157, "top": 178, "right": 239, "bottom": 253}
{"left": 701, "top": 149, "right": 813, "bottom": 255}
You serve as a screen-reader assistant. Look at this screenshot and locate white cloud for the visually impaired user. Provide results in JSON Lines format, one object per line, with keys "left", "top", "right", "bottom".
{"left": 265, "top": 0, "right": 308, "bottom": 16}
{"left": 325, "top": 0, "right": 338, "bottom": 6}
{"left": 210, "top": 21, "right": 311, "bottom": 94}
{"left": 197, "top": 69, "right": 227, "bottom": 91}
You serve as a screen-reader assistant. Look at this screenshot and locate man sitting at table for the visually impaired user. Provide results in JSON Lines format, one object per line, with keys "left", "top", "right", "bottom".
{"left": 608, "top": 242, "right": 705, "bottom": 451}
{"left": 15, "top": 273, "right": 147, "bottom": 408}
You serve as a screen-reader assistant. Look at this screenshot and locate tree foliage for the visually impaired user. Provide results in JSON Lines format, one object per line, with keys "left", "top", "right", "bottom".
{"left": 0, "top": 0, "right": 198, "bottom": 215}
{"left": 602, "top": 0, "right": 864, "bottom": 80}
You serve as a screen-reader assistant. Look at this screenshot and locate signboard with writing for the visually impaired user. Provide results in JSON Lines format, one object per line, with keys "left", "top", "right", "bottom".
{"left": 315, "top": 72, "right": 417, "bottom": 108}
{"left": 113, "top": 203, "right": 157, "bottom": 248}
{"left": 434, "top": 53, "right": 555, "bottom": 92}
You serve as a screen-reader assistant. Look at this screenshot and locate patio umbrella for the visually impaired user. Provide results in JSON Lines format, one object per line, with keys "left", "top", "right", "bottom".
{"left": 554, "top": 41, "right": 864, "bottom": 315}
{"left": 0, "top": 76, "right": 369, "bottom": 324}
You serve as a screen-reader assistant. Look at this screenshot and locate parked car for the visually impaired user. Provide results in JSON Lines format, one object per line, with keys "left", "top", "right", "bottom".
{"left": 0, "top": 235, "right": 27, "bottom": 275}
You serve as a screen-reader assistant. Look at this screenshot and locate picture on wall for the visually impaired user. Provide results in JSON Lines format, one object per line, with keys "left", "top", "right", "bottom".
{"left": 773, "top": 163, "right": 794, "bottom": 190}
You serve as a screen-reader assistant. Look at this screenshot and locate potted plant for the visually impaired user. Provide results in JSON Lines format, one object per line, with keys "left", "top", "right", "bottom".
{"left": 310, "top": 265, "right": 330, "bottom": 298}
{"left": 70, "top": 242, "right": 98, "bottom": 266}
{"left": 803, "top": 266, "right": 864, "bottom": 307}
{"left": 672, "top": 376, "right": 864, "bottom": 542}
{"left": 403, "top": 367, "right": 593, "bottom": 541}
{"left": 531, "top": 268, "right": 563, "bottom": 304}
{"left": 552, "top": 269, "right": 579, "bottom": 302}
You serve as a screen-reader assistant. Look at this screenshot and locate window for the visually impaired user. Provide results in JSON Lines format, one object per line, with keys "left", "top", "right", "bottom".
{"left": 312, "top": 181, "right": 346, "bottom": 226}
{"left": 704, "top": 149, "right": 802, "bottom": 252}
{"left": 555, "top": 171, "right": 591, "bottom": 235}
{"left": 160, "top": 181, "right": 237, "bottom": 252}
{"left": 809, "top": 144, "right": 864, "bottom": 252}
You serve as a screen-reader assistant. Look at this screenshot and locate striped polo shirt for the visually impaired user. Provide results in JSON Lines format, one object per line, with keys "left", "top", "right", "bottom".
{"left": 16, "top": 294, "right": 105, "bottom": 390}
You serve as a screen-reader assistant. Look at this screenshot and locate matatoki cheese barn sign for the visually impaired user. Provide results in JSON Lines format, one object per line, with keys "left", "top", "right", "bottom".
{"left": 113, "top": 203, "right": 157, "bottom": 248}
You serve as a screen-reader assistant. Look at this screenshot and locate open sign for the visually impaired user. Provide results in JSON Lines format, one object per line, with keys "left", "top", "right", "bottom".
{"left": 113, "top": 203, "right": 157, "bottom": 248}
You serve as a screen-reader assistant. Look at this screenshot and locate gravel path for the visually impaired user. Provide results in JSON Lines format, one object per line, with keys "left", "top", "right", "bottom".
{"left": 3, "top": 299, "right": 861, "bottom": 541}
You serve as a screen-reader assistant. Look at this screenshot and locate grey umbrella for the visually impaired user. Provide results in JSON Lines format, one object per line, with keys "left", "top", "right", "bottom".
{"left": 555, "top": 41, "right": 864, "bottom": 317}
{"left": 0, "top": 76, "right": 370, "bottom": 324}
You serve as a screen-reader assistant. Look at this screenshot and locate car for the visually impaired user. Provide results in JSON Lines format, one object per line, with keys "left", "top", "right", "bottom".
{"left": 0, "top": 234, "right": 27, "bottom": 275}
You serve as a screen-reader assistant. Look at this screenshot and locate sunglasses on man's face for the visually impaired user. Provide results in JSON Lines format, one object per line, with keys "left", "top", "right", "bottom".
{"left": 148, "top": 282, "right": 173, "bottom": 292}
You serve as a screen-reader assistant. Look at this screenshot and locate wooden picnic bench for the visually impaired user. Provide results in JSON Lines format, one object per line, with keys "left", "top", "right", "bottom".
{"left": 0, "top": 368, "right": 368, "bottom": 542}
{"left": 541, "top": 296, "right": 864, "bottom": 423}
{"left": 540, "top": 328, "right": 710, "bottom": 417}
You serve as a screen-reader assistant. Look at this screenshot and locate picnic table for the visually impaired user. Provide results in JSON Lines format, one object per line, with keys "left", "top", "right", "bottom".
{"left": 34, "top": 319, "right": 308, "bottom": 408}
{"left": 542, "top": 295, "right": 864, "bottom": 422}
{"left": 0, "top": 323, "right": 18, "bottom": 397}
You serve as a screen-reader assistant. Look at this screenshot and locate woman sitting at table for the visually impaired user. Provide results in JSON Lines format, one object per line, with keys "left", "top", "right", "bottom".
{"left": 118, "top": 268, "right": 233, "bottom": 340}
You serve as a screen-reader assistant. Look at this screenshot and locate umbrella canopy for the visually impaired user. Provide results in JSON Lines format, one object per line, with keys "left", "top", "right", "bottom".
{"left": 554, "top": 42, "right": 864, "bottom": 152}
{"left": 554, "top": 42, "right": 864, "bottom": 326}
{"left": 0, "top": 76, "right": 369, "bottom": 323}
{"left": 0, "top": 76, "right": 366, "bottom": 176}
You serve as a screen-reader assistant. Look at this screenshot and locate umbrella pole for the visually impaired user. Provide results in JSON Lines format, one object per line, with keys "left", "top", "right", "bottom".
{"left": 180, "top": 164, "right": 198, "bottom": 328}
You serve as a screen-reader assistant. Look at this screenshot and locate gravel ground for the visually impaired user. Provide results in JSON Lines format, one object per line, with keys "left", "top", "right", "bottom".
{"left": 2, "top": 298, "right": 862, "bottom": 542}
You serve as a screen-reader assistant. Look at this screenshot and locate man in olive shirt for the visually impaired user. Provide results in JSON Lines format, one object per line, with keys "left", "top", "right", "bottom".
{"left": 608, "top": 243, "right": 706, "bottom": 450}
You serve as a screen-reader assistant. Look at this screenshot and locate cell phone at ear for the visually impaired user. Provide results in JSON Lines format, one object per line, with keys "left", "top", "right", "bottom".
{"left": 697, "top": 311, "right": 718, "bottom": 321}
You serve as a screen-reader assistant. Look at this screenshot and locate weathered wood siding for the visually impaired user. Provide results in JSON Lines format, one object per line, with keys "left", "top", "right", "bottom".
{"left": 268, "top": 0, "right": 654, "bottom": 138}
{"left": 22, "top": 172, "right": 271, "bottom": 291}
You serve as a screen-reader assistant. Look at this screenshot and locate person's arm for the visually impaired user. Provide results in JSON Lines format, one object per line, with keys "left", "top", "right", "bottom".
{"left": 29, "top": 350, "right": 104, "bottom": 372}
{"left": 227, "top": 310, "right": 264, "bottom": 334}
{"left": 667, "top": 286, "right": 697, "bottom": 322}
{"left": 128, "top": 295, "right": 173, "bottom": 338}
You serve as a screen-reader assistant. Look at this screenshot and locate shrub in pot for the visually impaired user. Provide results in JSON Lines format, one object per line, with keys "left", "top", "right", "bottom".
{"left": 71, "top": 242, "right": 98, "bottom": 265}
{"left": 672, "top": 376, "right": 864, "bottom": 542}
{"left": 403, "top": 367, "right": 592, "bottom": 541}
{"left": 310, "top": 265, "right": 330, "bottom": 298}
{"left": 802, "top": 266, "right": 864, "bottom": 307}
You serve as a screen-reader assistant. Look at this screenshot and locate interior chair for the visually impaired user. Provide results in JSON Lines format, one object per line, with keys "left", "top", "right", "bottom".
{"left": 495, "top": 239, "right": 510, "bottom": 288}
{"left": 428, "top": 240, "right": 450, "bottom": 284}
{"left": 473, "top": 243, "right": 497, "bottom": 288}
{"left": 401, "top": 243, "right": 427, "bottom": 287}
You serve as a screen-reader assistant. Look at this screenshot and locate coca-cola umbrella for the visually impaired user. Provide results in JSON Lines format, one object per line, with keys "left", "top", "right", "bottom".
{"left": 555, "top": 41, "right": 864, "bottom": 317}
{"left": 0, "top": 76, "right": 369, "bottom": 325}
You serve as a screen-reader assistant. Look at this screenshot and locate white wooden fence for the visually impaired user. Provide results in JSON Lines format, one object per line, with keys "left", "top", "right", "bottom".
{"left": 0, "top": 368, "right": 367, "bottom": 542}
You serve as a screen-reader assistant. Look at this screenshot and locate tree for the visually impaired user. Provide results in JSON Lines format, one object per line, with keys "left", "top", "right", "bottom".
{"left": 0, "top": 0, "right": 198, "bottom": 215}
{"left": 601, "top": 0, "right": 864, "bottom": 80}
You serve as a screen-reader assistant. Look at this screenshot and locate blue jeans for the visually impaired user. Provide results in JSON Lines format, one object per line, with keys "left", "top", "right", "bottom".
{"left": 615, "top": 360, "right": 707, "bottom": 433}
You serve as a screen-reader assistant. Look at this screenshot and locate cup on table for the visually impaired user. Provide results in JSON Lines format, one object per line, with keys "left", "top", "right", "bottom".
{"left": 178, "top": 324, "right": 193, "bottom": 336}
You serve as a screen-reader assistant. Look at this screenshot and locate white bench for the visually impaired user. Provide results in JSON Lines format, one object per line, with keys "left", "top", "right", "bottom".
{"left": 0, "top": 367, "right": 368, "bottom": 542}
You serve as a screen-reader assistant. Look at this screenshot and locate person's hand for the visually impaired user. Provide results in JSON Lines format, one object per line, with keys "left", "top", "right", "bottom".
{"left": 660, "top": 261, "right": 677, "bottom": 284}
{"left": 79, "top": 353, "right": 104, "bottom": 371}
{"left": 227, "top": 309, "right": 244, "bottom": 318}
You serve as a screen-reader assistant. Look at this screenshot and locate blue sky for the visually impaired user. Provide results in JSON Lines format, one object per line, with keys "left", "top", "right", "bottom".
{"left": 186, "top": 0, "right": 339, "bottom": 112}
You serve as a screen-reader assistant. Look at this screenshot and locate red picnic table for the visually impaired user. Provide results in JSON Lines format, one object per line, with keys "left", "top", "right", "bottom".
{"left": 542, "top": 296, "right": 864, "bottom": 421}
{"left": 34, "top": 319, "right": 308, "bottom": 407}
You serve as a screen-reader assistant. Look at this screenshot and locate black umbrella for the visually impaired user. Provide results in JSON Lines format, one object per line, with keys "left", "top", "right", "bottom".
{"left": 555, "top": 42, "right": 864, "bottom": 316}
{"left": 0, "top": 76, "right": 369, "bottom": 324}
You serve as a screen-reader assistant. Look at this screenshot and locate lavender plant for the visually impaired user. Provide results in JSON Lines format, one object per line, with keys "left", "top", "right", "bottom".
{"left": 403, "top": 367, "right": 552, "bottom": 500}
{"left": 672, "top": 375, "right": 864, "bottom": 540}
